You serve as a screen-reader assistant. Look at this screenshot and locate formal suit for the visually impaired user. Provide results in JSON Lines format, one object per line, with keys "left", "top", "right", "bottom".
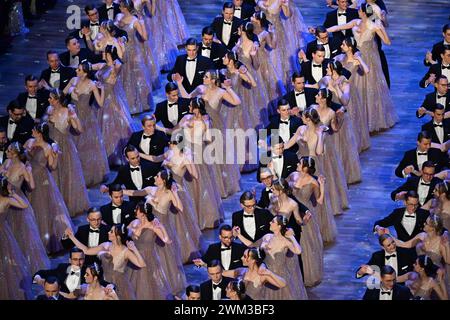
{"left": 391, "top": 176, "right": 442, "bottom": 206}
{"left": 59, "top": 48, "right": 101, "bottom": 68}
{"left": 265, "top": 115, "right": 302, "bottom": 153}
{"left": 233, "top": 3, "right": 255, "bottom": 21}
{"left": 394, "top": 148, "right": 448, "bottom": 178}
{"left": 154, "top": 98, "right": 190, "bottom": 129}
{"left": 300, "top": 59, "right": 330, "bottom": 85}
{"left": 39, "top": 64, "right": 76, "bottom": 90}
{"left": 0, "top": 113, "right": 34, "bottom": 145}
{"left": 323, "top": 8, "right": 359, "bottom": 44}
{"left": 210, "top": 15, "right": 243, "bottom": 50}
{"left": 305, "top": 37, "right": 341, "bottom": 61}
{"left": 373, "top": 208, "right": 430, "bottom": 242}
{"left": 202, "top": 242, "right": 247, "bottom": 270}
{"left": 416, "top": 91, "right": 450, "bottom": 119}
{"left": 419, "top": 62, "right": 450, "bottom": 89}
{"left": 362, "top": 284, "right": 413, "bottom": 300}
{"left": 257, "top": 150, "right": 299, "bottom": 182}
{"left": 36, "top": 294, "right": 69, "bottom": 300}
{"left": 16, "top": 90, "right": 49, "bottom": 120}
{"left": 127, "top": 129, "right": 169, "bottom": 164}
{"left": 283, "top": 88, "right": 318, "bottom": 111}
{"left": 232, "top": 207, "right": 273, "bottom": 242}
{"left": 100, "top": 201, "right": 135, "bottom": 227}
{"left": 257, "top": 187, "right": 272, "bottom": 209}
{"left": 197, "top": 41, "right": 228, "bottom": 70}
{"left": 356, "top": 247, "right": 416, "bottom": 281}
{"left": 200, "top": 277, "right": 233, "bottom": 300}
{"left": 60, "top": 224, "right": 109, "bottom": 265}
{"left": 69, "top": 19, "right": 102, "bottom": 50}
{"left": 424, "top": 40, "right": 449, "bottom": 66}
{"left": 167, "top": 54, "right": 215, "bottom": 93}
{"left": 422, "top": 119, "right": 450, "bottom": 145}
{"left": 98, "top": 3, "right": 121, "bottom": 22}
{"left": 111, "top": 161, "right": 159, "bottom": 203}
{"left": 34, "top": 264, "right": 88, "bottom": 294}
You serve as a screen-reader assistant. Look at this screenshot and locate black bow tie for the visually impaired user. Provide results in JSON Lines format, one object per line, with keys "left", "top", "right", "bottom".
{"left": 143, "top": 134, "right": 151, "bottom": 139}
{"left": 112, "top": 206, "right": 120, "bottom": 210}
{"left": 212, "top": 283, "right": 221, "bottom": 290}
{"left": 9, "top": 119, "right": 16, "bottom": 125}
{"left": 421, "top": 182, "right": 431, "bottom": 186}
{"left": 107, "top": 6, "right": 114, "bottom": 11}
{"left": 223, "top": 21, "right": 232, "bottom": 25}
{"left": 243, "top": 214, "right": 254, "bottom": 218}
{"left": 381, "top": 291, "right": 392, "bottom": 295}
{"left": 221, "top": 247, "right": 231, "bottom": 251}
{"left": 51, "top": 69, "right": 60, "bottom": 73}
{"left": 28, "top": 96, "right": 37, "bottom": 99}
{"left": 295, "top": 91, "right": 304, "bottom": 96}
{"left": 280, "top": 120, "right": 289, "bottom": 125}
{"left": 90, "top": 22, "right": 99, "bottom": 26}
{"left": 272, "top": 155, "right": 282, "bottom": 159}
{"left": 437, "top": 94, "right": 446, "bottom": 99}
{"left": 442, "top": 65, "right": 450, "bottom": 70}
{"left": 70, "top": 271, "right": 80, "bottom": 276}
{"left": 266, "top": 188, "right": 272, "bottom": 192}
{"left": 417, "top": 152, "right": 427, "bottom": 156}
{"left": 235, "top": 7, "right": 241, "bottom": 11}
{"left": 89, "top": 228, "right": 100, "bottom": 233}
{"left": 404, "top": 214, "right": 415, "bottom": 218}
{"left": 320, "top": 42, "right": 329, "bottom": 46}
{"left": 168, "top": 102, "right": 178, "bottom": 108}
{"left": 434, "top": 123, "right": 443, "bottom": 127}
{"left": 202, "top": 46, "right": 211, "bottom": 51}
{"left": 338, "top": 12, "right": 347, "bottom": 16}
{"left": 71, "top": 54, "right": 79, "bottom": 59}
{"left": 313, "top": 64, "right": 322, "bottom": 68}
{"left": 385, "top": 254, "right": 396, "bottom": 260}
{"left": 130, "top": 167, "right": 140, "bottom": 172}
{"left": 187, "top": 58, "right": 196, "bottom": 62}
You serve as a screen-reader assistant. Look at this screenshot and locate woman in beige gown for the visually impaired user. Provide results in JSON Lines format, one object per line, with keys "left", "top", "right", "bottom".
{"left": 81, "top": 263, "right": 119, "bottom": 300}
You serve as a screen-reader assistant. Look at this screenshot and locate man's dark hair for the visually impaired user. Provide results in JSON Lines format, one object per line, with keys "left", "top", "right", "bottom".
{"left": 69, "top": 247, "right": 84, "bottom": 258}
{"left": 239, "top": 190, "right": 255, "bottom": 204}
{"left": 186, "top": 284, "right": 200, "bottom": 297}
{"left": 207, "top": 259, "right": 222, "bottom": 269}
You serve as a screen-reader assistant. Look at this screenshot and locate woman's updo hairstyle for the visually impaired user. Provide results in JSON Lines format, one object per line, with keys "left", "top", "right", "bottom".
{"left": 300, "top": 156, "right": 316, "bottom": 175}
{"left": 191, "top": 97, "right": 207, "bottom": 115}
{"left": 303, "top": 107, "right": 321, "bottom": 125}
{"left": 273, "top": 214, "right": 288, "bottom": 236}
{"left": 417, "top": 255, "right": 439, "bottom": 278}
{"left": 247, "top": 247, "right": 266, "bottom": 267}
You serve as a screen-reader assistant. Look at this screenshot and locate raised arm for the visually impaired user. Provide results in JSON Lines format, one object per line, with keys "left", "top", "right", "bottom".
{"left": 134, "top": 18, "right": 148, "bottom": 41}
{"left": 91, "top": 82, "right": 105, "bottom": 107}
{"left": 373, "top": 22, "right": 391, "bottom": 45}
{"left": 8, "top": 191, "right": 29, "bottom": 209}
{"left": 260, "top": 267, "right": 287, "bottom": 288}
{"left": 68, "top": 105, "right": 83, "bottom": 133}
{"left": 394, "top": 233, "right": 422, "bottom": 249}
{"left": 125, "top": 241, "right": 146, "bottom": 268}
{"left": 66, "top": 228, "right": 107, "bottom": 255}
{"left": 354, "top": 52, "right": 370, "bottom": 74}
{"left": 284, "top": 126, "right": 303, "bottom": 150}
{"left": 221, "top": 85, "right": 242, "bottom": 106}
{"left": 23, "top": 163, "right": 35, "bottom": 191}
{"left": 284, "top": 229, "right": 302, "bottom": 255}
{"left": 326, "top": 19, "right": 358, "bottom": 33}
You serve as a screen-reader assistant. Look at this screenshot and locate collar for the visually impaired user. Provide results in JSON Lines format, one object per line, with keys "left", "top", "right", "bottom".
{"left": 384, "top": 250, "right": 397, "bottom": 256}
{"left": 212, "top": 280, "right": 222, "bottom": 286}
{"left": 130, "top": 165, "right": 140, "bottom": 169}
{"left": 444, "top": 41, "right": 450, "bottom": 45}
{"left": 419, "top": 178, "right": 430, "bottom": 185}
{"left": 221, "top": 245, "right": 231, "bottom": 249}
{"left": 380, "top": 286, "right": 393, "bottom": 293}
{"left": 106, "top": 4, "right": 114, "bottom": 9}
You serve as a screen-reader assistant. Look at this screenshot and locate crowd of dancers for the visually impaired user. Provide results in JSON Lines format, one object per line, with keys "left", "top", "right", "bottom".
{"left": 0, "top": 0, "right": 448, "bottom": 300}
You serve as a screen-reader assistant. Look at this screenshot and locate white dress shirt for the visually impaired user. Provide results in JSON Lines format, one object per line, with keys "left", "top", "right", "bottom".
{"left": 201, "top": 42, "right": 211, "bottom": 59}
{"left": 7, "top": 118, "right": 17, "bottom": 140}
{"left": 279, "top": 118, "right": 291, "bottom": 145}
{"left": 416, "top": 149, "right": 428, "bottom": 172}
{"left": 186, "top": 58, "right": 197, "bottom": 85}
{"left": 401, "top": 210, "right": 416, "bottom": 236}
{"left": 220, "top": 245, "right": 232, "bottom": 270}
{"left": 417, "top": 178, "right": 430, "bottom": 205}
{"left": 379, "top": 286, "right": 393, "bottom": 301}
{"left": 106, "top": 5, "right": 115, "bottom": 20}
{"left": 167, "top": 101, "right": 179, "bottom": 126}
{"left": 437, "top": 92, "right": 447, "bottom": 107}
{"left": 294, "top": 91, "right": 307, "bottom": 111}
{"left": 212, "top": 282, "right": 222, "bottom": 300}
{"left": 139, "top": 133, "right": 151, "bottom": 155}
{"left": 311, "top": 63, "right": 323, "bottom": 83}
{"left": 234, "top": 7, "right": 242, "bottom": 19}
{"left": 112, "top": 206, "right": 122, "bottom": 224}
{"left": 442, "top": 64, "right": 450, "bottom": 80}
{"left": 243, "top": 213, "right": 256, "bottom": 240}
{"left": 337, "top": 10, "right": 347, "bottom": 35}
{"left": 88, "top": 228, "right": 100, "bottom": 247}
{"left": 26, "top": 96, "right": 38, "bottom": 119}
{"left": 271, "top": 155, "right": 284, "bottom": 178}
{"left": 69, "top": 55, "right": 79, "bottom": 68}
{"left": 317, "top": 40, "right": 331, "bottom": 59}
{"left": 65, "top": 267, "right": 81, "bottom": 292}
{"left": 384, "top": 250, "right": 399, "bottom": 275}
{"left": 222, "top": 20, "right": 232, "bottom": 46}
{"left": 433, "top": 121, "right": 444, "bottom": 143}
{"left": 0, "top": 150, "right": 4, "bottom": 164}
{"left": 130, "top": 165, "right": 143, "bottom": 190}
{"left": 49, "top": 69, "right": 61, "bottom": 88}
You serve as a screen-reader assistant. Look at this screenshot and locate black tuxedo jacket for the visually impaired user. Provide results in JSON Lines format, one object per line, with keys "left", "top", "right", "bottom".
{"left": 265, "top": 116, "right": 302, "bottom": 153}
{"left": 394, "top": 147, "right": 448, "bottom": 178}
{"left": 0, "top": 145, "right": 8, "bottom": 165}
{"left": 416, "top": 91, "right": 450, "bottom": 118}
{"left": 100, "top": 201, "right": 135, "bottom": 227}
{"left": 231, "top": 207, "right": 273, "bottom": 243}
{"left": 34, "top": 264, "right": 87, "bottom": 294}
{"left": 234, "top": 3, "right": 255, "bottom": 21}
{"left": 421, "top": 119, "right": 450, "bottom": 144}
{"left": 373, "top": 207, "right": 430, "bottom": 242}
{"left": 200, "top": 277, "right": 233, "bottom": 300}
{"left": 305, "top": 37, "right": 341, "bottom": 61}
{"left": 197, "top": 41, "right": 228, "bottom": 70}
{"left": 391, "top": 176, "right": 442, "bottom": 206}
{"left": 202, "top": 242, "right": 247, "bottom": 270}
{"left": 69, "top": 19, "right": 101, "bottom": 50}
{"left": 362, "top": 284, "right": 412, "bottom": 300}
{"left": 127, "top": 129, "right": 169, "bottom": 160}
{"left": 357, "top": 247, "right": 416, "bottom": 280}
{"left": 419, "top": 63, "right": 449, "bottom": 89}
{"left": 424, "top": 40, "right": 448, "bottom": 66}
{"left": 0, "top": 113, "right": 34, "bottom": 145}
{"left": 154, "top": 98, "right": 190, "bottom": 129}
{"left": 257, "top": 187, "right": 272, "bottom": 209}
{"left": 167, "top": 54, "right": 215, "bottom": 94}
{"left": 323, "top": 8, "right": 359, "bottom": 43}
{"left": 112, "top": 161, "right": 159, "bottom": 203}
{"left": 300, "top": 59, "right": 330, "bottom": 85}
{"left": 59, "top": 48, "right": 101, "bottom": 68}
{"left": 16, "top": 90, "right": 49, "bottom": 120}
{"left": 36, "top": 294, "right": 69, "bottom": 300}
{"left": 98, "top": 3, "right": 121, "bottom": 22}
{"left": 39, "top": 65, "right": 76, "bottom": 91}
{"left": 60, "top": 224, "right": 109, "bottom": 265}
{"left": 257, "top": 150, "right": 299, "bottom": 182}
{"left": 210, "top": 16, "right": 243, "bottom": 50}
{"left": 283, "top": 88, "right": 318, "bottom": 110}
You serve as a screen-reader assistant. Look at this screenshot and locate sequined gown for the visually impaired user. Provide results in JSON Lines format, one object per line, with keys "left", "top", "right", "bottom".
{"left": 27, "top": 145, "right": 74, "bottom": 253}
{"left": 96, "top": 64, "right": 135, "bottom": 167}
{"left": 155, "top": 0, "right": 190, "bottom": 46}
{"left": 292, "top": 184, "right": 324, "bottom": 287}
{"left": 5, "top": 169, "right": 50, "bottom": 273}
{"left": 0, "top": 200, "right": 33, "bottom": 300}
{"left": 118, "top": 16, "right": 154, "bottom": 114}
{"left": 130, "top": 227, "right": 172, "bottom": 300}
{"left": 48, "top": 113, "right": 90, "bottom": 216}
{"left": 72, "top": 93, "right": 110, "bottom": 187}
{"left": 99, "top": 246, "right": 136, "bottom": 300}
{"left": 235, "top": 268, "right": 267, "bottom": 300}
{"left": 352, "top": 20, "right": 398, "bottom": 132}
{"left": 334, "top": 53, "right": 371, "bottom": 152}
